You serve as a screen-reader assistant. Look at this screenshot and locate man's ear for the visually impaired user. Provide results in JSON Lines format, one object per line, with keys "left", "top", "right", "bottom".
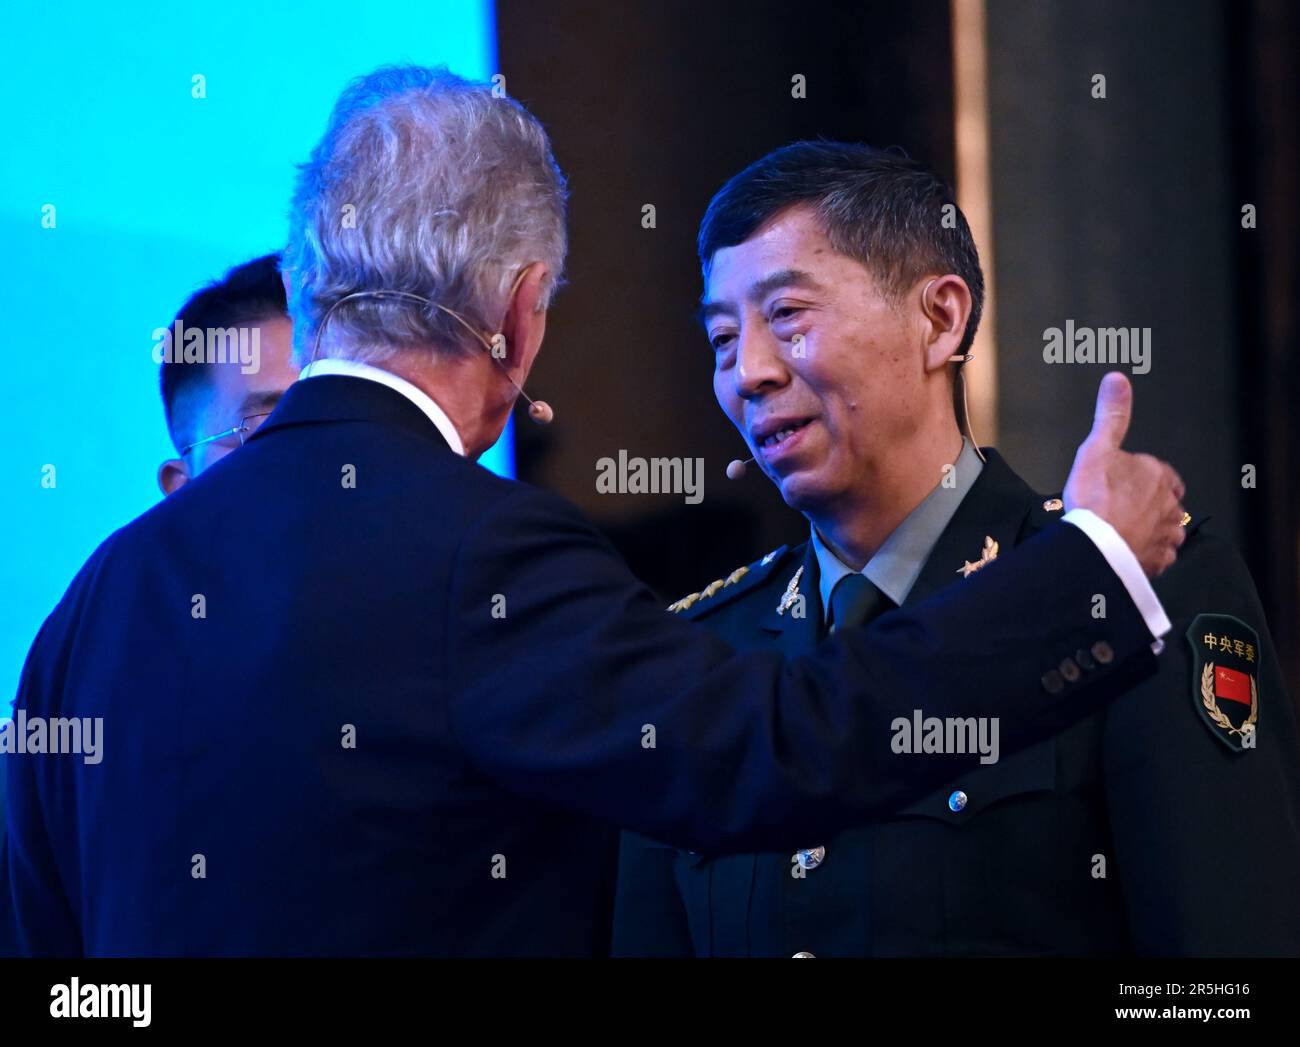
{"left": 919, "top": 274, "right": 973, "bottom": 373}
{"left": 499, "top": 263, "right": 549, "bottom": 374}
{"left": 157, "top": 458, "right": 191, "bottom": 496}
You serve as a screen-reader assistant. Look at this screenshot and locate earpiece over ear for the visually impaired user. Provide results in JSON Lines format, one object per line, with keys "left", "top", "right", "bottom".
{"left": 310, "top": 289, "right": 555, "bottom": 425}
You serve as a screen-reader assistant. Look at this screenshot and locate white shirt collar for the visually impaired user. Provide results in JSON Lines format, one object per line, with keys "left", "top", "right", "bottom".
{"left": 297, "top": 358, "right": 466, "bottom": 456}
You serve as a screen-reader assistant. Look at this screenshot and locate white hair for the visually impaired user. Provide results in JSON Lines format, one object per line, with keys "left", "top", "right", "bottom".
{"left": 284, "top": 65, "right": 568, "bottom": 365}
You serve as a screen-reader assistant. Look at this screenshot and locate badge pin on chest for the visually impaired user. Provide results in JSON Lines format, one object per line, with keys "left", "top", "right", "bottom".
{"left": 957, "top": 536, "right": 999, "bottom": 578}
{"left": 777, "top": 565, "right": 804, "bottom": 615}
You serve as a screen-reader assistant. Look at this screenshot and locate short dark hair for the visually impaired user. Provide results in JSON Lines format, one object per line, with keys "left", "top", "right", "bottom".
{"left": 160, "top": 253, "right": 287, "bottom": 453}
{"left": 697, "top": 141, "right": 985, "bottom": 357}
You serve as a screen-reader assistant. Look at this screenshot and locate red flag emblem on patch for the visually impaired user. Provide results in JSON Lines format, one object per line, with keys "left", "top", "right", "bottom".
{"left": 1215, "top": 665, "right": 1252, "bottom": 705}
{"left": 1188, "top": 614, "right": 1260, "bottom": 752}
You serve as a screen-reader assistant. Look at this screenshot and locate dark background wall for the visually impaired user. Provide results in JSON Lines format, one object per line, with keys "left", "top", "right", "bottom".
{"left": 1230, "top": 0, "right": 1300, "bottom": 708}
{"left": 497, "top": 0, "right": 1299, "bottom": 697}
{"left": 987, "top": 0, "right": 1239, "bottom": 527}
{"left": 984, "top": 0, "right": 1300, "bottom": 708}
{"left": 498, "top": 0, "right": 955, "bottom": 601}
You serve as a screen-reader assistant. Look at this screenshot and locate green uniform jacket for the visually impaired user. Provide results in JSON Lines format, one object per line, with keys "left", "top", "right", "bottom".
{"left": 614, "top": 449, "right": 1300, "bottom": 956}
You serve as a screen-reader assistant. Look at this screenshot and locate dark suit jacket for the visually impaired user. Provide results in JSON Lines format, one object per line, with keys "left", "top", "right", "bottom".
{"left": 613, "top": 450, "right": 1300, "bottom": 957}
{"left": 0, "top": 756, "right": 9, "bottom": 955}
{"left": 3, "top": 380, "right": 1159, "bottom": 956}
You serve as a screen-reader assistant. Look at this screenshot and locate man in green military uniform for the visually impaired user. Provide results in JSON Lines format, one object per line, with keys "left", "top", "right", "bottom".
{"left": 612, "top": 142, "right": 1300, "bottom": 957}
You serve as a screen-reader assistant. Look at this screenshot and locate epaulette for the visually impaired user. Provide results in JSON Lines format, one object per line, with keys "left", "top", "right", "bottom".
{"left": 1031, "top": 494, "right": 1208, "bottom": 536}
{"left": 667, "top": 545, "right": 793, "bottom": 618}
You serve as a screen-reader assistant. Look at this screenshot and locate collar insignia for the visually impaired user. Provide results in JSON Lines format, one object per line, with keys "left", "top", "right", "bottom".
{"left": 957, "top": 535, "right": 999, "bottom": 578}
{"left": 776, "top": 565, "right": 804, "bottom": 616}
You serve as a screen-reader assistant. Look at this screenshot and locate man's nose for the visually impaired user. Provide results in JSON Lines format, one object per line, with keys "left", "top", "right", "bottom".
{"left": 734, "top": 330, "right": 789, "bottom": 400}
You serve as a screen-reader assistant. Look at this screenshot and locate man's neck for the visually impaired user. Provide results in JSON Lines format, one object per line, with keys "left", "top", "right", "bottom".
{"left": 810, "top": 423, "right": 965, "bottom": 570}
{"left": 377, "top": 351, "right": 509, "bottom": 459}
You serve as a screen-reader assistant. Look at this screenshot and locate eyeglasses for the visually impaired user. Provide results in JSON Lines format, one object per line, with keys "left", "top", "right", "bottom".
{"left": 180, "top": 412, "right": 273, "bottom": 457}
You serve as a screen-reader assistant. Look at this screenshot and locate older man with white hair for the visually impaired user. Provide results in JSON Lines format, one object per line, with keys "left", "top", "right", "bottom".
{"left": 3, "top": 66, "right": 1186, "bottom": 956}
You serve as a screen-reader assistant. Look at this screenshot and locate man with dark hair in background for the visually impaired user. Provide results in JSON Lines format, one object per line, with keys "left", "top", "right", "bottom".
{"left": 0, "top": 253, "right": 298, "bottom": 955}
{"left": 614, "top": 141, "right": 1300, "bottom": 957}
{"left": 156, "top": 253, "right": 298, "bottom": 494}
{"left": 1, "top": 254, "right": 295, "bottom": 957}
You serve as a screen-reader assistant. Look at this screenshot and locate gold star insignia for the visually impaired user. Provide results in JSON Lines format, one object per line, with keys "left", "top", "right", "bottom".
{"left": 666, "top": 564, "right": 751, "bottom": 613}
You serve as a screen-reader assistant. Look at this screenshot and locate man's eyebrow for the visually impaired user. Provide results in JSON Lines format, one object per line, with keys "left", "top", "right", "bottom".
{"left": 697, "top": 268, "right": 823, "bottom": 328}
{"left": 748, "top": 268, "right": 822, "bottom": 301}
{"left": 697, "top": 299, "right": 734, "bottom": 327}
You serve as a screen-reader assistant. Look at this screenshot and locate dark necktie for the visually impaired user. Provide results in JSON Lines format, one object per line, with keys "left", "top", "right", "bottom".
{"left": 828, "top": 573, "right": 893, "bottom": 634}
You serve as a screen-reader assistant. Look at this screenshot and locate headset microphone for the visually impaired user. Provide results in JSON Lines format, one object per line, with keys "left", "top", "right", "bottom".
{"left": 924, "top": 277, "right": 986, "bottom": 463}
{"left": 311, "top": 287, "right": 555, "bottom": 425}
{"left": 726, "top": 457, "right": 754, "bottom": 480}
{"left": 527, "top": 399, "right": 554, "bottom": 425}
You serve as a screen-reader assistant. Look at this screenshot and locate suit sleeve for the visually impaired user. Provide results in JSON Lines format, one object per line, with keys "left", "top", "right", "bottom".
{"left": 2, "top": 615, "right": 84, "bottom": 956}
{"left": 446, "top": 484, "right": 1159, "bottom": 854}
{"left": 0, "top": 755, "right": 15, "bottom": 957}
{"left": 611, "top": 831, "right": 695, "bottom": 957}
{"left": 1103, "top": 532, "right": 1300, "bottom": 955}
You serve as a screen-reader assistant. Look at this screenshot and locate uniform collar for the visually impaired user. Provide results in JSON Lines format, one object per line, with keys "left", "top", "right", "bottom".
{"left": 900, "top": 447, "right": 1043, "bottom": 607}
{"left": 298, "top": 358, "right": 466, "bottom": 456}
{"left": 759, "top": 541, "right": 825, "bottom": 644}
{"left": 812, "top": 439, "right": 984, "bottom": 614}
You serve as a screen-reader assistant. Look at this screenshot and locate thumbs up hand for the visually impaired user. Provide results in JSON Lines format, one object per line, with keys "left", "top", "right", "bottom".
{"left": 1064, "top": 372, "right": 1187, "bottom": 578}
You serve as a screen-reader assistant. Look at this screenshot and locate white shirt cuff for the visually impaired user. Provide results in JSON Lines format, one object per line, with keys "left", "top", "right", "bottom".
{"left": 1062, "top": 508, "right": 1171, "bottom": 653}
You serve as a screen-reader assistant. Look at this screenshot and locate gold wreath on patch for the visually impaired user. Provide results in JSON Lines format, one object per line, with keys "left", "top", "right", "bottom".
{"left": 1200, "top": 661, "right": 1258, "bottom": 739}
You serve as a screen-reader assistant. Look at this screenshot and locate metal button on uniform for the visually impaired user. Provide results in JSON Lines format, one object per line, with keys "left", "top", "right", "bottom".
{"left": 948, "top": 790, "right": 968, "bottom": 812}
{"left": 792, "top": 951, "right": 816, "bottom": 958}
{"left": 1091, "top": 640, "right": 1115, "bottom": 665}
{"left": 795, "top": 845, "right": 826, "bottom": 871}
{"left": 1041, "top": 669, "right": 1065, "bottom": 694}
{"left": 1075, "top": 647, "right": 1095, "bottom": 671}
{"left": 1059, "top": 657, "right": 1081, "bottom": 683}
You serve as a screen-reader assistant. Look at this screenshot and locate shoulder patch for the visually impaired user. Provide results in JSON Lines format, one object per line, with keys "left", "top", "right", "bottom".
{"left": 1186, "top": 613, "right": 1260, "bottom": 752}
{"left": 667, "top": 545, "right": 792, "bottom": 618}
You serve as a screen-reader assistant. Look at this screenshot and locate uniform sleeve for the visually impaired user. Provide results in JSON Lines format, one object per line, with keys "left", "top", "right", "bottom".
{"left": 611, "top": 832, "right": 695, "bottom": 957}
{"left": 445, "top": 483, "right": 1160, "bottom": 854}
{"left": 1103, "top": 532, "right": 1300, "bottom": 955}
